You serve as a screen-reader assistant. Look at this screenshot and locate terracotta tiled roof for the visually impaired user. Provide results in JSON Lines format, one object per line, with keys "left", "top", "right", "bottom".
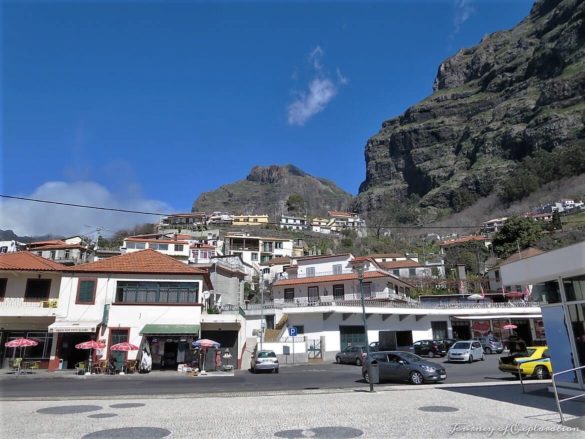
{"left": 68, "top": 249, "right": 207, "bottom": 275}
{"left": 0, "top": 251, "right": 68, "bottom": 271}
{"left": 368, "top": 253, "right": 407, "bottom": 259}
{"left": 27, "top": 240, "right": 67, "bottom": 247}
{"left": 273, "top": 270, "right": 390, "bottom": 287}
{"left": 191, "top": 243, "right": 216, "bottom": 249}
{"left": 378, "top": 260, "right": 423, "bottom": 269}
{"left": 295, "top": 253, "right": 352, "bottom": 261}
{"left": 260, "top": 256, "right": 291, "bottom": 266}
{"left": 499, "top": 247, "right": 544, "bottom": 266}
{"left": 27, "top": 243, "right": 87, "bottom": 251}
{"left": 125, "top": 238, "right": 189, "bottom": 245}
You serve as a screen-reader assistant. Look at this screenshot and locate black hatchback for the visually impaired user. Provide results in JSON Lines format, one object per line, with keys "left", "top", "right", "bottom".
{"left": 362, "top": 351, "right": 447, "bottom": 385}
{"left": 412, "top": 340, "right": 447, "bottom": 358}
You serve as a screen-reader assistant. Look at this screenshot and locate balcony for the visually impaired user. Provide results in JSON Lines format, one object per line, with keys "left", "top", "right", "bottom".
{"left": 276, "top": 269, "right": 355, "bottom": 280}
{"left": 0, "top": 298, "right": 60, "bottom": 316}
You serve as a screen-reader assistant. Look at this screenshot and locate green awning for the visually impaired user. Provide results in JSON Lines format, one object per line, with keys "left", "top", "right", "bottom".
{"left": 140, "top": 324, "right": 200, "bottom": 335}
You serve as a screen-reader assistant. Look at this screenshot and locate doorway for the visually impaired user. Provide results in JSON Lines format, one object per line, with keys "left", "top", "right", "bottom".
{"left": 339, "top": 326, "right": 365, "bottom": 350}
{"left": 61, "top": 333, "right": 93, "bottom": 369}
{"left": 162, "top": 341, "right": 178, "bottom": 369}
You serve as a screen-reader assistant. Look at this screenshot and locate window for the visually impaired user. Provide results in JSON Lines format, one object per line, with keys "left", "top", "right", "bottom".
{"left": 333, "top": 264, "right": 342, "bottom": 275}
{"left": 494, "top": 270, "right": 501, "bottom": 282}
{"left": 109, "top": 329, "right": 129, "bottom": 365}
{"left": 0, "top": 246, "right": 8, "bottom": 253}
{"left": 306, "top": 267, "right": 315, "bottom": 277}
{"left": 333, "top": 284, "right": 345, "bottom": 300}
{"left": 0, "top": 278, "right": 6, "bottom": 301}
{"left": 284, "top": 288, "right": 295, "bottom": 301}
{"left": 263, "top": 268, "right": 270, "bottom": 274}
{"left": 308, "top": 286, "right": 319, "bottom": 302}
{"left": 24, "top": 279, "right": 51, "bottom": 301}
{"left": 563, "top": 275, "right": 585, "bottom": 302}
{"left": 115, "top": 281, "right": 199, "bottom": 304}
{"left": 361, "top": 282, "right": 372, "bottom": 298}
{"left": 293, "top": 325, "right": 304, "bottom": 335}
{"left": 393, "top": 270, "right": 400, "bottom": 277}
{"left": 251, "top": 252, "right": 258, "bottom": 261}
{"left": 64, "top": 249, "right": 71, "bottom": 259}
{"left": 50, "top": 251, "right": 56, "bottom": 259}
{"left": 126, "top": 242, "right": 146, "bottom": 250}
{"left": 151, "top": 243, "right": 169, "bottom": 251}
{"left": 408, "top": 268, "right": 416, "bottom": 277}
{"left": 174, "top": 244, "right": 184, "bottom": 252}
{"left": 76, "top": 279, "right": 96, "bottom": 304}
{"left": 275, "top": 242, "right": 283, "bottom": 249}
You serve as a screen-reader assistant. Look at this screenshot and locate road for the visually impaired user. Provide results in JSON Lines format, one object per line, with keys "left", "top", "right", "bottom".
{"left": 0, "top": 354, "right": 526, "bottom": 399}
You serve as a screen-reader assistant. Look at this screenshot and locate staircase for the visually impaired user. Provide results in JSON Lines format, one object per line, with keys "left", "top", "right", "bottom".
{"left": 264, "top": 314, "right": 289, "bottom": 342}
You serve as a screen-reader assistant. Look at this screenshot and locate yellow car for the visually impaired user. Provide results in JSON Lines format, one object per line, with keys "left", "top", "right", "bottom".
{"left": 498, "top": 346, "right": 552, "bottom": 380}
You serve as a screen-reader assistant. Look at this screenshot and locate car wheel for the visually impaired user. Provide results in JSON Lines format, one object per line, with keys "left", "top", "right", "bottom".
{"left": 484, "top": 347, "right": 492, "bottom": 355}
{"left": 356, "top": 358, "right": 362, "bottom": 366}
{"left": 409, "top": 371, "right": 424, "bottom": 385}
{"left": 480, "top": 354, "right": 485, "bottom": 361}
{"left": 534, "top": 366, "right": 549, "bottom": 380}
{"left": 468, "top": 355, "right": 473, "bottom": 363}
{"left": 272, "top": 367, "right": 278, "bottom": 374}
{"left": 335, "top": 356, "right": 341, "bottom": 364}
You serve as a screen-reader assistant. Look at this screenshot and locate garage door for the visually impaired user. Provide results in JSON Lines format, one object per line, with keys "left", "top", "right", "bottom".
{"left": 339, "top": 325, "right": 365, "bottom": 350}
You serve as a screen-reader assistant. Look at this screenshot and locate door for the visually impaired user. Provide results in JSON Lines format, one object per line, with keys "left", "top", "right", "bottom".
{"left": 109, "top": 329, "right": 129, "bottom": 371}
{"left": 371, "top": 353, "right": 389, "bottom": 381}
{"left": 386, "top": 353, "right": 409, "bottom": 381}
{"left": 471, "top": 342, "right": 483, "bottom": 359}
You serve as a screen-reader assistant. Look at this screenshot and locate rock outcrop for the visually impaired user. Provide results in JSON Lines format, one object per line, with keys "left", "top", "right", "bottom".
{"left": 357, "top": 0, "right": 585, "bottom": 217}
{"left": 193, "top": 165, "right": 353, "bottom": 217}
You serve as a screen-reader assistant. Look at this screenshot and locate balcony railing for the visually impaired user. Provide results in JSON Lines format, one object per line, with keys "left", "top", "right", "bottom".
{"left": 276, "top": 269, "right": 356, "bottom": 280}
{"left": 242, "top": 299, "right": 543, "bottom": 311}
{"left": 0, "top": 298, "right": 59, "bottom": 308}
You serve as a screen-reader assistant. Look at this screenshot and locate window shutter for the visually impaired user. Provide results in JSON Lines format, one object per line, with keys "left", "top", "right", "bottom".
{"left": 78, "top": 280, "right": 95, "bottom": 303}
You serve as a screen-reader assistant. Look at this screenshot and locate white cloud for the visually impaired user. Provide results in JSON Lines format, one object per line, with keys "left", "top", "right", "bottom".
{"left": 0, "top": 181, "right": 172, "bottom": 237}
{"left": 453, "top": 0, "right": 475, "bottom": 35}
{"left": 287, "top": 46, "right": 348, "bottom": 126}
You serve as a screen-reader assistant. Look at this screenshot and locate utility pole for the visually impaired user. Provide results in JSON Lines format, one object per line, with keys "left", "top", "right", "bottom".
{"left": 353, "top": 261, "right": 374, "bottom": 392}
{"left": 259, "top": 275, "right": 264, "bottom": 352}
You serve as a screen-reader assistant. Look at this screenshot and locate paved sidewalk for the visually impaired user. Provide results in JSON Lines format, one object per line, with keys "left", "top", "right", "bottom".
{"left": 1, "top": 382, "right": 583, "bottom": 438}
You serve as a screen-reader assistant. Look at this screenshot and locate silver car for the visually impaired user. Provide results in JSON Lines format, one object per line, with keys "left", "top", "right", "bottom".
{"left": 447, "top": 340, "right": 484, "bottom": 363}
{"left": 250, "top": 350, "right": 279, "bottom": 373}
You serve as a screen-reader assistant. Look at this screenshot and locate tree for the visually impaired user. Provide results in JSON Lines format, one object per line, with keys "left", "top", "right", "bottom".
{"left": 286, "top": 194, "right": 305, "bottom": 215}
{"left": 492, "top": 216, "right": 543, "bottom": 258}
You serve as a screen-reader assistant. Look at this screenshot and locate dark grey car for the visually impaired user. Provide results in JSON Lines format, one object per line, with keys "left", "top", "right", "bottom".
{"left": 361, "top": 351, "right": 447, "bottom": 385}
{"left": 335, "top": 346, "right": 367, "bottom": 365}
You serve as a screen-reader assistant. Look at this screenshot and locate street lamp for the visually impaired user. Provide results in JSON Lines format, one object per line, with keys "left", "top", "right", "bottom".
{"left": 352, "top": 261, "right": 374, "bottom": 392}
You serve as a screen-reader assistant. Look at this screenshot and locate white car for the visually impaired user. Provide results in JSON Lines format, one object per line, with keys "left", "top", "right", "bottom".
{"left": 447, "top": 340, "right": 484, "bottom": 363}
{"left": 250, "top": 350, "right": 279, "bottom": 373}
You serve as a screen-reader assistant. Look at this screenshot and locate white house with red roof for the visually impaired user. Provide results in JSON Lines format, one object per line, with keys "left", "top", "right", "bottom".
{"left": 122, "top": 234, "right": 191, "bottom": 262}
{"left": 0, "top": 252, "right": 67, "bottom": 369}
{"left": 49, "top": 249, "right": 246, "bottom": 371}
{"left": 27, "top": 236, "right": 92, "bottom": 266}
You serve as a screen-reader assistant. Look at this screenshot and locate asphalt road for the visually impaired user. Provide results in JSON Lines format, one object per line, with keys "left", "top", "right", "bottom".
{"left": 0, "top": 354, "right": 526, "bottom": 399}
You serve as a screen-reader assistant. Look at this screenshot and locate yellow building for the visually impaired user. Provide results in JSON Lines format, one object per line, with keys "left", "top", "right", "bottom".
{"left": 232, "top": 214, "right": 270, "bottom": 226}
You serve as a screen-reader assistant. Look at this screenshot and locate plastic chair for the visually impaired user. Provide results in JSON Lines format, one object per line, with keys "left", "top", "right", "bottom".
{"left": 92, "top": 360, "right": 107, "bottom": 375}
{"left": 124, "top": 360, "right": 137, "bottom": 374}
{"left": 26, "top": 361, "right": 41, "bottom": 373}
{"left": 74, "top": 361, "right": 86, "bottom": 375}
{"left": 9, "top": 358, "right": 22, "bottom": 374}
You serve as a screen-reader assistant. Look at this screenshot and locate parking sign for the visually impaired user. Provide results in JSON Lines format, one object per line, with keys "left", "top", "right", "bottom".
{"left": 289, "top": 327, "right": 297, "bottom": 337}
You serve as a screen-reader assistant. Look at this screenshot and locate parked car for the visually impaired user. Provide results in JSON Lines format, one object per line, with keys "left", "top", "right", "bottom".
{"left": 250, "top": 350, "right": 279, "bottom": 373}
{"left": 476, "top": 336, "right": 504, "bottom": 354}
{"left": 413, "top": 340, "right": 447, "bottom": 358}
{"left": 335, "top": 346, "right": 367, "bottom": 365}
{"left": 439, "top": 338, "right": 457, "bottom": 351}
{"left": 362, "top": 351, "right": 447, "bottom": 385}
{"left": 447, "top": 340, "right": 484, "bottom": 363}
{"left": 498, "top": 346, "right": 552, "bottom": 379}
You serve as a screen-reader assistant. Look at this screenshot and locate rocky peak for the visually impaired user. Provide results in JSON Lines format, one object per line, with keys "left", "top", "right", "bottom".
{"left": 246, "top": 165, "right": 307, "bottom": 184}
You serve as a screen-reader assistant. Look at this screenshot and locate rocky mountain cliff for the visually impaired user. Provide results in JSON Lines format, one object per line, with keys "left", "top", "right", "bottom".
{"left": 193, "top": 165, "right": 353, "bottom": 217}
{"left": 357, "top": 0, "right": 585, "bottom": 219}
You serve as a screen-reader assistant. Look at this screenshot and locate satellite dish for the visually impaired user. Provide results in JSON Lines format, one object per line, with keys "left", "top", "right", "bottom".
{"left": 202, "top": 291, "right": 211, "bottom": 300}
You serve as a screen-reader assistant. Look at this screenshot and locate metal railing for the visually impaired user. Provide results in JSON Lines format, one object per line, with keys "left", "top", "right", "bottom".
{"left": 552, "top": 365, "right": 585, "bottom": 424}
{"left": 517, "top": 358, "right": 552, "bottom": 393}
{"left": 0, "top": 298, "right": 58, "bottom": 308}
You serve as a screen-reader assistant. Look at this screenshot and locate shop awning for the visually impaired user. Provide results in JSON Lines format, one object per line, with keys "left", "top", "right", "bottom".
{"left": 453, "top": 315, "right": 542, "bottom": 320}
{"left": 140, "top": 324, "right": 200, "bottom": 335}
{"left": 48, "top": 320, "right": 101, "bottom": 333}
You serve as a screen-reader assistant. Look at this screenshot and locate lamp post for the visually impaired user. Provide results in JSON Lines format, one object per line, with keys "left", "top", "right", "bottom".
{"left": 259, "top": 273, "right": 264, "bottom": 352}
{"left": 353, "top": 261, "right": 374, "bottom": 392}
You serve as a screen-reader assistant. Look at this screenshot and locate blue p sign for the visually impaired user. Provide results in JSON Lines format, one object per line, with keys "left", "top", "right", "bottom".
{"left": 289, "top": 327, "right": 297, "bottom": 337}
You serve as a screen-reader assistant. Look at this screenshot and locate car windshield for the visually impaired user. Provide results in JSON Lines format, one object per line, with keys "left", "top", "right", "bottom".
{"left": 398, "top": 352, "right": 423, "bottom": 363}
{"left": 257, "top": 351, "right": 276, "bottom": 358}
{"left": 517, "top": 348, "right": 537, "bottom": 357}
{"left": 453, "top": 342, "right": 470, "bottom": 349}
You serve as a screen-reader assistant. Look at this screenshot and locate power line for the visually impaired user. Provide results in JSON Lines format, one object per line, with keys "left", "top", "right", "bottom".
{"left": 3, "top": 193, "right": 583, "bottom": 230}
{"left": 0, "top": 194, "right": 171, "bottom": 217}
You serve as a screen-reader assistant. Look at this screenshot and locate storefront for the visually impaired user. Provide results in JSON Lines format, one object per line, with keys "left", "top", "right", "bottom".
{"left": 501, "top": 241, "right": 585, "bottom": 393}
{"left": 451, "top": 315, "right": 543, "bottom": 344}
{"left": 1, "top": 330, "right": 52, "bottom": 369}
{"left": 48, "top": 320, "right": 101, "bottom": 370}
{"left": 139, "top": 324, "right": 200, "bottom": 370}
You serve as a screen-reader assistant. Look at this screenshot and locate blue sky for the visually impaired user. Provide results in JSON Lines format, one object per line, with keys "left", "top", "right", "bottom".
{"left": 1, "top": 0, "right": 534, "bottom": 236}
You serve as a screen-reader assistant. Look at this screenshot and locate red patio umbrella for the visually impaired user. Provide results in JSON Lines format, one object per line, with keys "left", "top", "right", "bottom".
{"left": 5, "top": 337, "right": 39, "bottom": 359}
{"left": 502, "top": 324, "right": 518, "bottom": 330}
{"left": 75, "top": 340, "right": 105, "bottom": 373}
{"left": 110, "top": 342, "right": 139, "bottom": 351}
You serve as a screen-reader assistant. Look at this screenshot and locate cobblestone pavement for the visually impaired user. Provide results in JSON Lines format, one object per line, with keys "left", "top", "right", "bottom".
{"left": 1, "top": 383, "right": 583, "bottom": 438}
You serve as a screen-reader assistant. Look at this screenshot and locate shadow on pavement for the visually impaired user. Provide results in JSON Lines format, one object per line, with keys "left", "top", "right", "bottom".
{"left": 440, "top": 383, "right": 585, "bottom": 419}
